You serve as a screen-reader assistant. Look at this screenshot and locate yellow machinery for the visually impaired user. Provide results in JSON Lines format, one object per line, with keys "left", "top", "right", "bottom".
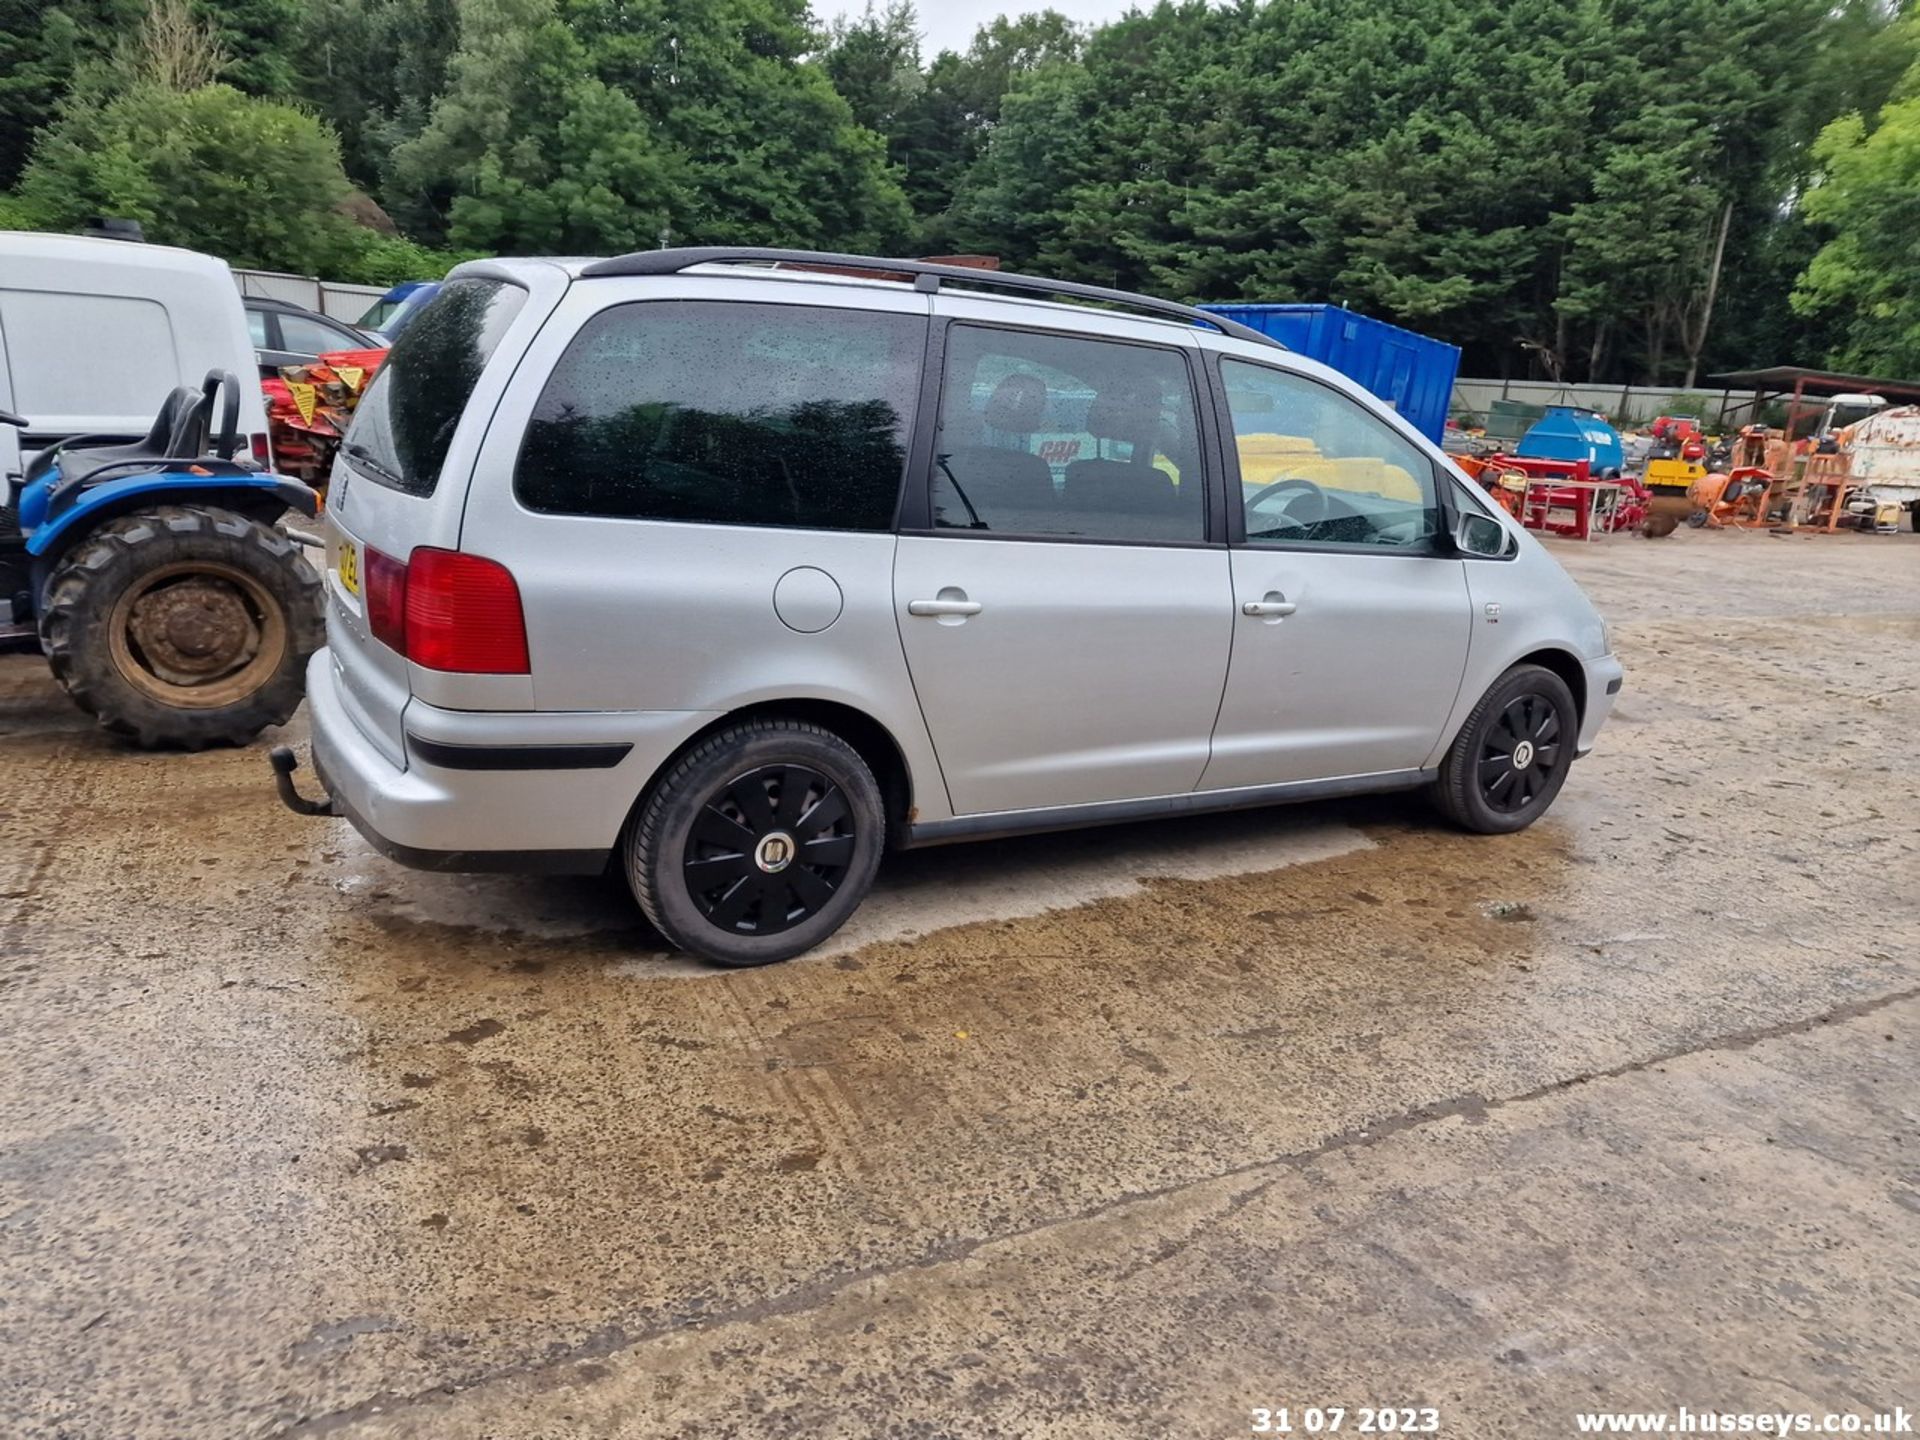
{"left": 1642, "top": 456, "right": 1706, "bottom": 497}
{"left": 1235, "top": 433, "right": 1424, "bottom": 503}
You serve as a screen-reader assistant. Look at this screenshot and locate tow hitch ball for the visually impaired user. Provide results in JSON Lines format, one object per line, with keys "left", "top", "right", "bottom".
{"left": 269, "top": 746, "right": 335, "bottom": 817}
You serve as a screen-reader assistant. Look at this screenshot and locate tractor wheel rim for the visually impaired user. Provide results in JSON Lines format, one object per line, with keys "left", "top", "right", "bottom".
{"left": 1478, "top": 693, "right": 1563, "bottom": 814}
{"left": 682, "top": 764, "right": 856, "bottom": 936}
{"left": 107, "top": 560, "right": 287, "bottom": 709}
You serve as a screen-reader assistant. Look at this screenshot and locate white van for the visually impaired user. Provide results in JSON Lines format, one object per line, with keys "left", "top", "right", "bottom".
{"left": 0, "top": 232, "right": 270, "bottom": 487}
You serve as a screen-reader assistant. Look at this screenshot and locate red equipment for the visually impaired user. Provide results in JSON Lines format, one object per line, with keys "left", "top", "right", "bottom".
{"left": 264, "top": 346, "right": 388, "bottom": 495}
{"left": 1464, "top": 454, "right": 1648, "bottom": 538}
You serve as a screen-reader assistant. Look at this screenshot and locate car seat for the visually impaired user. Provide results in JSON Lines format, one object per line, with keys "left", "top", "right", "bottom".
{"left": 1063, "top": 391, "right": 1193, "bottom": 534}
{"left": 935, "top": 372, "right": 1055, "bottom": 530}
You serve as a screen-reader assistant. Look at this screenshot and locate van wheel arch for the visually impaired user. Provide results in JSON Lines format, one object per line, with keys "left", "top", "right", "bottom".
{"left": 627, "top": 700, "right": 917, "bottom": 851}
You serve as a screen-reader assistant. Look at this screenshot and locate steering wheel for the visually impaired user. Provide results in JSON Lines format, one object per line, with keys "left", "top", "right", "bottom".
{"left": 1244, "top": 476, "right": 1330, "bottom": 528}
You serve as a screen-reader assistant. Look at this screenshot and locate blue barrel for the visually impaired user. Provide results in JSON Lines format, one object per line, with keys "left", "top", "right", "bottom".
{"left": 1198, "top": 302, "right": 1461, "bottom": 442}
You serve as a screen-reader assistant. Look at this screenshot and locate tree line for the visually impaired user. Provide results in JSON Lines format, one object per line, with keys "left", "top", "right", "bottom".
{"left": 1, "top": 0, "right": 1917, "bottom": 382}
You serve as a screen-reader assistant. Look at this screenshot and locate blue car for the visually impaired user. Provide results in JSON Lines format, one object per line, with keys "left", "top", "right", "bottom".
{"left": 356, "top": 280, "right": 442, "bottom": 340}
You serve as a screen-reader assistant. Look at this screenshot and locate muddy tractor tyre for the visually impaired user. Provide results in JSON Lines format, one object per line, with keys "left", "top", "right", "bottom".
{"left": 40, "top": 505, "right": 323, "bottom": 749}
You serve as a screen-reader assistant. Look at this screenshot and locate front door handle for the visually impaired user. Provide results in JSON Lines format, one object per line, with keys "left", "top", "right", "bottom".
{"left": 1242, "top": 592, "right": 1297, "bottom": 619}
{"left": 908, "top": 598, "right": 983, "bottom": 618}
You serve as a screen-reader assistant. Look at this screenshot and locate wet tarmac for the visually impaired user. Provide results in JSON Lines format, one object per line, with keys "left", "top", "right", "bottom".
{"left": 1, "top": 530, "right": 1916, "bottom": 1438}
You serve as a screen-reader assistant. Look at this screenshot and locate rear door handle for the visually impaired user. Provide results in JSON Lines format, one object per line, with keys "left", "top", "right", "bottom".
{"left": 908, "top": 598, "right": 983, "bottom": 617}
{"left": 1242, "top": 594, "right": 1297, "bottom": 618}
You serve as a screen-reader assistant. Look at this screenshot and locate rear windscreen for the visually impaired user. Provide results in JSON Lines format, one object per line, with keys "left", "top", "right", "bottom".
{"left": 343, "top": 278, "right": 526, "bottom": 497}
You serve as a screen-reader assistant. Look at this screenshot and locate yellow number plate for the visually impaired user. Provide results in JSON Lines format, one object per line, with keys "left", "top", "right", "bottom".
{"left": 338, "top": 542, "right": 360, "bottom": 595}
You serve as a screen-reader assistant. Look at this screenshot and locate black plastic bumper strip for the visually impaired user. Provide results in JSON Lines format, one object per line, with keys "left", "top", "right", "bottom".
{"left": 406, "top": 735, "right": 633, "bottom": 771}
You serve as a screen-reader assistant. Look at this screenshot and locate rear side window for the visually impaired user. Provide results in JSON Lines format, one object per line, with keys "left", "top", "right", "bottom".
{"left": 515, "top": 300, "right": 923, "bottom": 531}
{"left": 931, "top": 325, "right": 1205, "bottom": 542}
{"left": 345, "top": 278, "right": 526, "bottom": 497}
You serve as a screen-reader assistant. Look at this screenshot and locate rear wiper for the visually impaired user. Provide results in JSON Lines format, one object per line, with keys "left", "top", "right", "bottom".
{"left": 343, "top": 441, "right": 403, "bottom": 485}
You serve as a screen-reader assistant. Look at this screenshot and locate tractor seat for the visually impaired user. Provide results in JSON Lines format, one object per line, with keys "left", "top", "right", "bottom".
{"left": 28, "top": 384, "right": 213, "bottom": 491}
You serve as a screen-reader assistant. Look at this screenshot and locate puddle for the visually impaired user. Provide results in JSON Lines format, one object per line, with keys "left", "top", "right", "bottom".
{"left": 328, "top": 803, "right": 1376, "bottom": 978}
{"left": 614, "top": 808, "right": 1374, "bottom": 976}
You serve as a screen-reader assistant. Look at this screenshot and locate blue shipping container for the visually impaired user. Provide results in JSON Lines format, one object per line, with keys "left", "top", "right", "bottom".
{"left": 1198, "top": 303, "right": 1461, "bottom": 443}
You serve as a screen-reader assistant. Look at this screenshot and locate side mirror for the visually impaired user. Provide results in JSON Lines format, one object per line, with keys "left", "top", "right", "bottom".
{"left": 1455, "top": 511, "right": 1510, "bottom": 558}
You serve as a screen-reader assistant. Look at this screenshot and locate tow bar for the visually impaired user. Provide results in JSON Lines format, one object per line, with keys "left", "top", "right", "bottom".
{"left": 269, "top": 745, "right": 335, "bottom": 817}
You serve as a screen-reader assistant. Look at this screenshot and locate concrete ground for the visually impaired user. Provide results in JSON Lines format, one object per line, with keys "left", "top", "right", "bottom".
{"left": 1, "top": 529, "right": 1916, "bottom": 1439}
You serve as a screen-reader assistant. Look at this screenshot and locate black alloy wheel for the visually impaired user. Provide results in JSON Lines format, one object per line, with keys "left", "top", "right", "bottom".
{"left": 1431, "top": 663, "right": 1579, "bottom": 834}
{"left": 1476, "top": 693, "right": 1562, "bottom": 815}
{"left": 626, "top": 719, "right": 886, "bottom": 967}
{"left": 683, "top": 763, "right": 857, "bottom": 935}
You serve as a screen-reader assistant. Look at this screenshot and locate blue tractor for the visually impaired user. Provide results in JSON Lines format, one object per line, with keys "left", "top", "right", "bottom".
{"left": 1, "top": 370, "right": 324, "bottom": 748}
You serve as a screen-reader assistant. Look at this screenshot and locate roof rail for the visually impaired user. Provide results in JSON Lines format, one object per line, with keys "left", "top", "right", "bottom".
{"left": 575, "top": 247, "right": 1284, "bottom": 350}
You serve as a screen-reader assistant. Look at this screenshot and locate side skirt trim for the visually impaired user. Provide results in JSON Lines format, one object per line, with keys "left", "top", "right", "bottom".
{"left": 903, "top": 768, "right": 1436, "bottom": 848}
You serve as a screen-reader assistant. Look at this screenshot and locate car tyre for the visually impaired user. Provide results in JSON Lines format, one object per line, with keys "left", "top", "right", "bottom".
{"left": 626, "top": 719, "right": 885, "bottom": 967}
{"left": 1431, "top": 663, "right": 1579, "bottom": 835}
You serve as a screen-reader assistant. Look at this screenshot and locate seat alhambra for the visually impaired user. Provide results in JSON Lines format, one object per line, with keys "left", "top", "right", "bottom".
{"left": 272, "top": 249, "right": 1622, "bottom": 966}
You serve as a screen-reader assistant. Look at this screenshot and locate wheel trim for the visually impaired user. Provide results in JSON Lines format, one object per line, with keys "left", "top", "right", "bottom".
{"left": 105, "top": 560, "right": 288, "bottom": 709}
{"left": 1478, "top": 693, "right": 1564, "bottom": 814}
{"left": 682, "top": 764, "right": 856, "bottom": 936}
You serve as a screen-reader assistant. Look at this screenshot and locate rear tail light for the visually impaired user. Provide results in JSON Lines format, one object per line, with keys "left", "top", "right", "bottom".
{"left": 250, "top": 431, "right": 272, "bottom": 468}
{"left": 359, "top": 546, "right": 527, "bottom": 673}
{"left": 363, "top": 545, "right": 409, "bottom": 655}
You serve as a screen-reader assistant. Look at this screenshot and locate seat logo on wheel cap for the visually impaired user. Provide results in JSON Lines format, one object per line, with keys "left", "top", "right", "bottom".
{"left": 755, "top": 832, "right": 795, "bottom": 873}
{"left": 1511, "top": 740, "right": 1535, "bottom": 769}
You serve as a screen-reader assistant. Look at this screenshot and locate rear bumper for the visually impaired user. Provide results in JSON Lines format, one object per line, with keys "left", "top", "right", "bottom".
{"left": 303, "top": 649, "right": 711, "bottom": 873}
{"left": 1577, "top": 653, "right": 1624, "bottom": 756}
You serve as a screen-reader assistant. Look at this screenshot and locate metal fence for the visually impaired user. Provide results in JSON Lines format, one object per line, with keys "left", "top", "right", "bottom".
{"left": 230, "top": 267, "right": 386, "bottom": 323}
{"left": 1451, "top": 377, "right": 1757, "bottom": 430}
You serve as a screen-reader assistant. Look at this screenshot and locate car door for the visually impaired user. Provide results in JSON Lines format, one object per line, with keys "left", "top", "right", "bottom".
{"left": 1199, "top": 354, "right": 1472, "bottom": 791}
{"left": 892, "top": 308, "right": 1233, "bottom": 816}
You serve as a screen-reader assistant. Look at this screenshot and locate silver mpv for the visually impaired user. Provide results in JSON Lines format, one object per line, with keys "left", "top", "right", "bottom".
{"left": 273, "top": 249, "right": 1623, "bottom": 967}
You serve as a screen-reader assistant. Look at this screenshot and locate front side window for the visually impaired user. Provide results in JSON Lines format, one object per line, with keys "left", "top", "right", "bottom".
{"left": 346, "top": 278, "right": 527, "bottom": 497}
{"left": 1221, "top": 359, "right": 1441, "bottom": 549}
{"left": 516, "top": 300, "right": 923, "bottom": 531}
{"left": 931, "top": 326, "right": 1205, "bottom": 542}
{"left": 279, "top": 312, "right": 360, "bottom": 357}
